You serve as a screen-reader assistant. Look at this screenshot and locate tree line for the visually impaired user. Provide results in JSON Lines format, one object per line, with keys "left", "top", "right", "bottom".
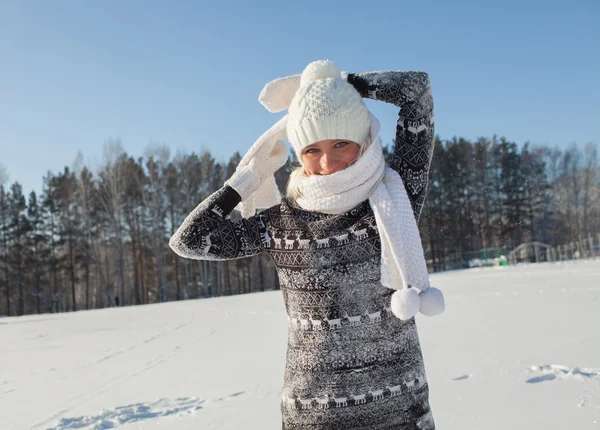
{"left": 0, "top": 137, "right": 598, "bottom": 316}
{"left": 421, "top": 137, "right": 598, "bottom": 270}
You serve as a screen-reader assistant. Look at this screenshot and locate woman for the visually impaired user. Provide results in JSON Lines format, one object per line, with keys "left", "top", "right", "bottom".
{"left": 169, "top": 60, "right": 444, "bottom": 429}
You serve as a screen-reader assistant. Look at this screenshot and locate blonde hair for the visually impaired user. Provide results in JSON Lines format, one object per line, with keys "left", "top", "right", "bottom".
{"left": 285, "top": 143, "right": 369, "bottom": 200}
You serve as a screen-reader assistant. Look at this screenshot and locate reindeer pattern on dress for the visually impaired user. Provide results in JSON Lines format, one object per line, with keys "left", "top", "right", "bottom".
{"left": 264, "top": 215, "right": 377, "bottom": 256}
{"left": 281, "top": 372, "right": 426, "bottom": 411}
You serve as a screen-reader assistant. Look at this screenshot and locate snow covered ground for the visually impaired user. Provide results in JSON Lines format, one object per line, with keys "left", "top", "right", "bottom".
{"left": 1, "top": 259, "right": 599, "bottom": 429}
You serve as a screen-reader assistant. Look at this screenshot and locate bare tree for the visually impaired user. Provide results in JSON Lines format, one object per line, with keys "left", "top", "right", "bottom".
{"left": 144, "top": 143, "right": 170, "bottom": 302}
{"left": 73, "top": 152, "right": 101, "bottom": 310}
{"left": 582, "top": 143, "right": 599, "bottom": 238}
{"left": 557, "top": 145, "right": 583, "bottom": 240}
{"left": 96, "top": 139, "right": 129, "bottom": 306}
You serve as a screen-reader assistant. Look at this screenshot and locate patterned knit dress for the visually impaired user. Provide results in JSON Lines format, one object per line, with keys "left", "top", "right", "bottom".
{"left": 169, "top": 71, "right": 435, "bottom": 429}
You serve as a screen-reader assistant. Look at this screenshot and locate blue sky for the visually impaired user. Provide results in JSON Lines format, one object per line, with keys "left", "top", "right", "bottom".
{"left": 1, "top": 0, "right": 598, "bottom": 196}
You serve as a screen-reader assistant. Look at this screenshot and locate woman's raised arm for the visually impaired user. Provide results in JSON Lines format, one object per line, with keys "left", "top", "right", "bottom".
{"left": 348, "top": 71, "right": 434, "bottom": 222}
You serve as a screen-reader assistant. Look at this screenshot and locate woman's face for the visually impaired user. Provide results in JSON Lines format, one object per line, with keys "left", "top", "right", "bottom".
{"left": 301, "top": 139, "right": 361, "bottom": 176}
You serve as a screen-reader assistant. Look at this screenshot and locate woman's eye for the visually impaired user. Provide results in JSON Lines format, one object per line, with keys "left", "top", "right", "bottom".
{"left": 305, "top": 148, "right": 319, "bottom": 154}
{"left": 335, "top": 141, "right": 348, "bottom": 148}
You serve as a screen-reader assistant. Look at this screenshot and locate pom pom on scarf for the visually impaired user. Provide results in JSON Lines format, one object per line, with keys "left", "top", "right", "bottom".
{"left": 418, "top": 287, "right": 445, "bottom": 317}
{"left": 391, "top": 288, "right": 420, "bottom": 321}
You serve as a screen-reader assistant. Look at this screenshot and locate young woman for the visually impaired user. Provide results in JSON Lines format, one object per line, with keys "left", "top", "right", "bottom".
{"left": 170, "top": 60, "right": 444, "bottom": 429}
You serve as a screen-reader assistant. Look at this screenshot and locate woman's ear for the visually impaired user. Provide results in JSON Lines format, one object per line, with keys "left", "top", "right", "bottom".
{"left": 259, "top": 74, "right": 301, "bottom": 113}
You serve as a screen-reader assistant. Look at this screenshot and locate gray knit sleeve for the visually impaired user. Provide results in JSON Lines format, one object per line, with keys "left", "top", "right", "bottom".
{"left": 169, "top": 185, "right": 269, "bottom": 260}
{"left": 347, "top": 71, "right": 435, "bottom": 222}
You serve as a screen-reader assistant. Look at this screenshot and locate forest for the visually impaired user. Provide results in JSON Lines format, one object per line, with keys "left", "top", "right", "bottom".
{"left": 1, "top": 137, "right": 598, "bottom": 316}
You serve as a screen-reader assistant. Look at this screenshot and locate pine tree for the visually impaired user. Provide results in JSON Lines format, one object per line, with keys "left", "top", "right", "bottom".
{"left": 8, "top": 183, "right": 30, "bottom": 315}
{"left": 26, "top": 191, "right": 49, "bottom": 314}
{"left": 0, "top": 185, "right": 11, "bottom": 315}
{"left": 41, "top": 172, "right": 64, "bottom": 312}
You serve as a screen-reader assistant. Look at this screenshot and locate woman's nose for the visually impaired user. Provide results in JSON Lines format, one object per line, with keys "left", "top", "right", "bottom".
{"left": 319, "top": 152, "right": 340, "bottom": 173}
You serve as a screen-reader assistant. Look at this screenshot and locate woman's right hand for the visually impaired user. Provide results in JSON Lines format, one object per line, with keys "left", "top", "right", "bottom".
{"left": 226, "top": 139, "right": 287, "bottom": 200}
{"left": 226, "top": 116, "right": 289, "bottom": 200}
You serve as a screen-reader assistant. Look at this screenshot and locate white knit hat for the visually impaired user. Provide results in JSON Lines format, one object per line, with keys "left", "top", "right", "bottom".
{"left": 285, "top": 60, "right": 372, "bottom": 157}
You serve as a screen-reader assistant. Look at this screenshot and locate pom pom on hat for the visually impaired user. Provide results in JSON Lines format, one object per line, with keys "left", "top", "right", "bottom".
{"left": 418, "top": 287, "right": 445, "bottom": 317}
{"left": 391, "top": 288, "right": 420, "bottom": 321}
{"left": 300, "top": 60, "right": 341, "bottom": 86}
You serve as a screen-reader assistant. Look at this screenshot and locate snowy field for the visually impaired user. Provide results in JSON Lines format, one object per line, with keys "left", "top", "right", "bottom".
{"left": 1, "top": 259, "right": 599, "bottom": 430}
